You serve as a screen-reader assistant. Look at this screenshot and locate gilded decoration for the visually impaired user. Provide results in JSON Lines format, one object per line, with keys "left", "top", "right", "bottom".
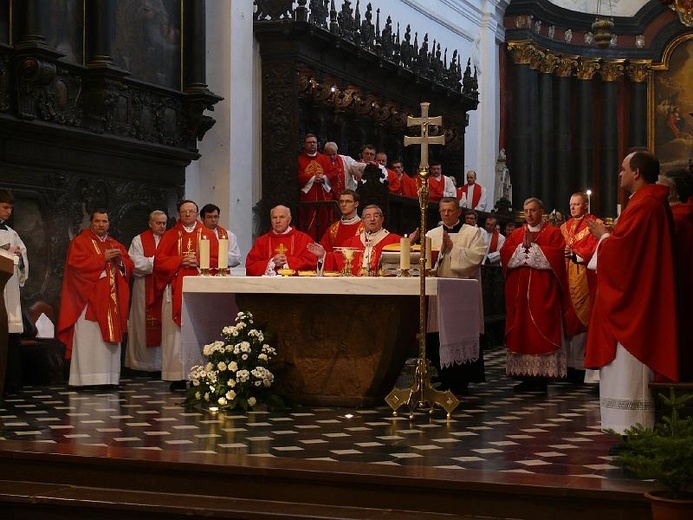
{"left": 539, "top": 53, "right": 559, "bottom": 75}
{"left": 600, "top": 60, "right": 625, "bottom": 82}
{"left": 576, "top": 58, "right": 601, "bottom": 80}
{"left": 555, "top": 56, "right": 578, "bottom": 78}
{"left": 507, "top": 41, "right": 535, "bottom": 66}
{"left": 627, "top": 60, "right": 652, "bottom": 83}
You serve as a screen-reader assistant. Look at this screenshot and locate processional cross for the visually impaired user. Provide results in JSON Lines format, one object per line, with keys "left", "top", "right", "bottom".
{"left": 386, "top": 102, "right": 460, "bottom": 420}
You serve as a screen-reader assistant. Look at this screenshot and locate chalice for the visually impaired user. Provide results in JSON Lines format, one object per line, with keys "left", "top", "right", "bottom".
{"left": 334, "top": 247, "right": 361, "bottom": 277}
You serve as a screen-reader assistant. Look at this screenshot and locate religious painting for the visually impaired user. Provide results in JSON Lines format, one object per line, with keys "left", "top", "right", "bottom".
{"left": 653, "top": 36, "right": 693, "bottom": 172}
{"left": 41, "top": 0, "right": 83, "bottom": 63}
{"left": 111, "top": 0, "right": 182, "bottom": 90}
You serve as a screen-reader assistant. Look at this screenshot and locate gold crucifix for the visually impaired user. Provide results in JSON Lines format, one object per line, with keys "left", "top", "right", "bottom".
{"left": 403, "top": 102, "right": 446, "bottom": 170}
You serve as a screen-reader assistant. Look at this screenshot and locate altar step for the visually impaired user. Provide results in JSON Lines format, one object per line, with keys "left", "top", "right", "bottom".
{"left": 0, "top": 442, "right": 652, "bottom": 520}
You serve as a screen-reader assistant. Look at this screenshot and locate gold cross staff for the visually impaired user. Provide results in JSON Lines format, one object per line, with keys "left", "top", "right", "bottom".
{"left": 404, "top": 102, "right": 446, "bottom": 170}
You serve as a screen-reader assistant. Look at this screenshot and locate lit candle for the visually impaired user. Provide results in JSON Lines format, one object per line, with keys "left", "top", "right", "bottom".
{"left": 586, "top": 189, "right": 592, "bottom": 214}
{"left": 400, "top": 235, "right": 410, "bottom": 270}
{"left": 218, "top": 238, "right": 229, "bottom": 269}
{"left": 425, "top": 236, "right": 432, "bottom": 270}
{"left": 199, "top": 237, "right": 210, "bottom": 270}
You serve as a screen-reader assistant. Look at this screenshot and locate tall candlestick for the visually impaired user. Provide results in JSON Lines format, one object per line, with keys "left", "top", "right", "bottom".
{"left": 400, "top": 235, "right": 411, "bottom": 270}
{"left": 218, "top": 238, "right": 229, "bottom": 269}
{"left": 425, "top": 236, "right": 432, "bottom": 270}
{"left": 199, "top": 237, "right": 210, "bottom": 270}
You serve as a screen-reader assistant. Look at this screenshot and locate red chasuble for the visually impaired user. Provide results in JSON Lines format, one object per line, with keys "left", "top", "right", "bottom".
{"left": 153, "top": 221, "right": 218, "bottom": 326}
{"left": 500, "top": 222, "right": 570, "bottom": 356}
{"left": 671, "top": 202, "right": 693, "bottom": 380}
{"left": 57, "top": 230, "right": 133, "bottom": 359}
{"left": 245, "top": 227, "right": 317, "bottom": 276}
{"left": 139, "top": 229, "right": 163, "bottom": 347}
{"left": 418, "top": 176, "right": 445, "bottom": 201}
{"left": 399, "top": 173, "right": 419, "bottom": 198}
{"left": 585, "top": 184, "right": 678, "bottom": 382}
{"left": 319, "top": 219, "right": 365, "bottom": 252}
{"left": 298, "top": 152, "right": 335, "bottom": 239}
{"left": 324, "top": 231, "right": 401, "bottom": 276}
{"left": 560, "top": 215, "right": 599, "bottom": 335}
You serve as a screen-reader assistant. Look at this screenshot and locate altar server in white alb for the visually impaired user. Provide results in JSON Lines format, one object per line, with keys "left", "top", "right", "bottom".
{"left": 425, "top": 197, "right": 487, "bottom": 395}
{"left": 126, "top": 210, "right": 168, "bottom": 373}
{"left": 0, "top": 189, "right": 29, "bottom": 393}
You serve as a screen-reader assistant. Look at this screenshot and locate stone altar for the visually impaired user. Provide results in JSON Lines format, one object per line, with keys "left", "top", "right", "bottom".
{"left": 181, "top": 277, "right": 479, "bottom": 406}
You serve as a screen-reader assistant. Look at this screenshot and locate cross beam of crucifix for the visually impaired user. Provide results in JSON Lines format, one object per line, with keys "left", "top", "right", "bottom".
{"left": 403, "top": 102, "right": 445, "bottom": 170}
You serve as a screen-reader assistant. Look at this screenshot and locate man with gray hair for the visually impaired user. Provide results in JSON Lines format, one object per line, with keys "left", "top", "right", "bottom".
{"left": 323, "top": 141, "right": 365, "bottom": 192}
{"left": 126, "top": 210, "right": 168, "bottom": 373}
{"left": 500, "top": 197, "right": 571, "bottom": 393}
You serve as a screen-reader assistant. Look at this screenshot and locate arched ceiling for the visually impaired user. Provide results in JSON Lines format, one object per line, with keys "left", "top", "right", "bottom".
{"left": 545, "top": 1, "right": 651, "bottom": 17}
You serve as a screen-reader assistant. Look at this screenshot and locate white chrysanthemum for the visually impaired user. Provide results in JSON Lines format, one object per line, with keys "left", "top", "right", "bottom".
{"left": 227, "top": 379, "right": 236, "bottom": 387}
{"left": 236, "top": 370, "right": 250, "bottom": 382}
{"left": 247, "top": 397, "right": 257, "bottom": 407}
{"left": 240, "top": 341, "right": 251, "bottom": 352}
{"left": 242, "top": 353, "right": 248, "bottom": 360}
{"left": 202, "top": 344, "right": 212, "bottom": 356}
{"left": 192, "top": 379, "right": 200, "bottom": 386}
{"left": 225, "top": 345, "right": 234, "bottom": 352}
{"left": 195, "top": 392, "right": 201, "bottom": 400}
{"left": 204, "top": 392, "right": 210, "bottom": 401}
{"left": 254, "top": 380, "right": 262, "bottom": 386}
{"left": 258, "top": 353, "right": 268, "bottom": 362}
{"left": 205, "top": 362, "right": 213, "bottom": 372}
{"left": 234, "top": 345, "right": 241, "bottom": 355}
{"left": 225, "top": 390, "right": 236, "bottom": 400}
{"left": 218, "top": 397, "right": 227, "bottom": 406}
{"left": 217, "top": 361, "right": 227, "bottom": 371}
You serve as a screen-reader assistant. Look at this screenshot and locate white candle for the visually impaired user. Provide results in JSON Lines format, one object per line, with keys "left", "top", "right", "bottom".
{"left": 425, "top": 237, "right": 432, "bottom": 270}
{"left": 218, "top": 238, "right": 229, "bottom": 269}
{"left": 586, "top": 189, "right": 592, "bottom": 215}
{"left": 616, "top": 203, "right": 621, "bottom": 217}
{"left": 199, "top": 237, "right": 210, "bottom": 270}
{"left": 400, "top": 235, "right": 410, "bottom": 270}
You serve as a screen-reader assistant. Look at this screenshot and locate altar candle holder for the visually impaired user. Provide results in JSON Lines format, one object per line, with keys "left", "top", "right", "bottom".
{"left": 398, "top": 235, "right": 411, "bottom": 277}
{"left": 199, "top": 236, "right": 210, "bottom": 276}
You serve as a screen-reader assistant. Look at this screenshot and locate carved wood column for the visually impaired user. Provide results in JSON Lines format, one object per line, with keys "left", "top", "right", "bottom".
{"left": 85, "top": 0, "right": 114, "bottom": 65}
{"left": 538, "top": 53, "right": 558, "bottom": 208}
{"left": 15, "top": 0, "right": 46, "bottom": 47}
{"left": 555, "top": 57, "right": 576, "bottom": 210}
{"left": 627, "top": 61, "right": 651, "bottom": 149}
{"left": 508, "top": 42, "right": 540, "bottom": 208}
{"left": 599, "top": 60, "right": 625, "bottom": 218}
{"left": 575, "top": 58, "right": 599, "bottom": 203}
{"left": 183, "top": 0, "right": 208, "bottom": 92}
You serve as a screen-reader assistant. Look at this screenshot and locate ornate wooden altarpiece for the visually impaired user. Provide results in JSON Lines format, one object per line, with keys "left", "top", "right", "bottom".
{"left": 0, "top": 0, "right": 220, "bottom": 311}
{"left": 253, "top": 0, "right": 479, "bottom": 234}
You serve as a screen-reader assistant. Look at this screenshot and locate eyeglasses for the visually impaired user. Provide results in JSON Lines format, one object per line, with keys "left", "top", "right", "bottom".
{"left": 180, "top": 210, "right": 198, "bottom": 215}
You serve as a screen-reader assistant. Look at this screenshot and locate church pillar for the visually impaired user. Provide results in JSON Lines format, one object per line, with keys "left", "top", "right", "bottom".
{"left": 554, "top": 57, "right": 576, "bottom": 211}
{"left": 538, "top": 53, "right": 558, "bottom": 209}
{"left": 85, "top": 0, "right": 114, "bottom": 65}
{"left": 627, "top": 61, "right": 651, "bottom": 149}
{"left": 599, "top": 60, "right": 625, "bottom": 218}
{"left": 183, "top": 0, "right": 208, "bottom": 91}
{"left": 507, "top": 42, "right": 540, "bottom": 209}
{"left": 575, "top": 59, "right": 599, "bottom": 202}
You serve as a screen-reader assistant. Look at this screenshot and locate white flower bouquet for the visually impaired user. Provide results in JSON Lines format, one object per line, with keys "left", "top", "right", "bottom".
{"left": 184, "top": 311, "right": 280, "bottom": 411}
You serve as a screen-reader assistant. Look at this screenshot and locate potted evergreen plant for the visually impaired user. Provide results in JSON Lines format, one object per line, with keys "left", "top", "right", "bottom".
{"left": 612, "top": 388, "right": 693, "bottom": 519}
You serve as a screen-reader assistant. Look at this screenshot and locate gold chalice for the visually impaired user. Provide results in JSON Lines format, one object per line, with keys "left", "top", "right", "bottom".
{"left": 334, "top": 247, "right": 362, "bottom": 277}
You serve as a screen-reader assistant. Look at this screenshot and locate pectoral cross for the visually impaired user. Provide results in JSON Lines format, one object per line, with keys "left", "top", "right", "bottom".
{"left": 274, "top": 243, "right": 288, "bottom": 255}
{"left": 404, "top": 102, "right": 446, "bottom": 170}
{"left": 183, "top": 238, "right": 195, "bottom": 255}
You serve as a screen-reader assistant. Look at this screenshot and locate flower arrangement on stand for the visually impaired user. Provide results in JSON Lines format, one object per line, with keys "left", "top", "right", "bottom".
{"left": 184, "top": 311, "right": 279, "bottom": 411}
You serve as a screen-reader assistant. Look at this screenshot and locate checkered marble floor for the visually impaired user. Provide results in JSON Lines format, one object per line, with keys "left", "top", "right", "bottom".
{"left": 0, "top": 346, "right": 628, "bottom": 480}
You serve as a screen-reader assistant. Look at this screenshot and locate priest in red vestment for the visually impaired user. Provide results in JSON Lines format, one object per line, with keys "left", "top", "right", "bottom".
{"left": 500, "top": 198, "right": 571, "bottom": 392}
{"left": 390, "top": 160, "right": 419, "bottom": 198}
{"left": 298, "top": 133, "right": 335, "bottom": 239}
{"left": 126, "top": 210, "right": 167, "bottom": 373}
{"left": 311, "top": 205, "right": 401, "bottom": 276}
{"left": 458, "top": 170, "right": 488, "bottom": 211}
{"left": 419, "top": 161, "right": 456, "bottom": 202}
{"left": 659, "top": 169, "right": 693, "bottom": 381}
{"left": 323, "top": 141, "right": 366, "bottom": 192}
{"left": 154, "top": 200, "right": 218, "bottom": 389}
{"left": 586, "top": 150, "right": 678, "bottom": 434}
{"left": 560, "top": 192, "right": 599, "bottom": 381}
{"left": 320, "top": 189, "right": 364, "bottom": 253}
{"left": 246, "top": 205, "right": 319, "bottom": 276}
{"left": 57, "top": 209, "right": 133, "bottom": 387}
